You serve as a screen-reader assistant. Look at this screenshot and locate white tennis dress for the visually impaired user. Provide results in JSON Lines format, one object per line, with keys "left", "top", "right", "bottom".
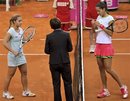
{"left": 7, "top": 27, "right": 27, "bottom": 67}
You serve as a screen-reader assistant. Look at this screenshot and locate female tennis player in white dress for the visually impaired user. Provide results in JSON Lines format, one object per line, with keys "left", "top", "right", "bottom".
{"left": 2, "top": 14, "right": 35, "bottom": 99}
{"left": 7, "top": 26, "right": 26, "bottom": 66}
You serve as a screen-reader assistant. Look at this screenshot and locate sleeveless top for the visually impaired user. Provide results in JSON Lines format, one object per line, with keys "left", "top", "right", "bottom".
{"left": 8, "top": 27, "right": 24, "bottom": 54}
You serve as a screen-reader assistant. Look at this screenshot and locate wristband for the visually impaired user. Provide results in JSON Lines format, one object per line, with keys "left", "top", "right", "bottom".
{"left": 99, "top": 24, "right": 105, "bottom": 29}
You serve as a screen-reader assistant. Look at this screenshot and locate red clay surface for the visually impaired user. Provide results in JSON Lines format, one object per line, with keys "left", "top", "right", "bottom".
{"left": 0, "top": 1, "right": 130, "bottom": 101}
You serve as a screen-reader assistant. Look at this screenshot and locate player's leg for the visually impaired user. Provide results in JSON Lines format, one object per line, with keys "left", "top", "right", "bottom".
{"left": 104, "top": 58, "right": 123, "bottom": 87}
{"left": 18, "top": 64, "right": 28, "bottom": 90}
{"left": 103, "top": 58, "right": 128, "bottom": 98}
{"left": 95, "top": 44, "right": 110, "bottom": 98}
{"left": 97, "top": 58, "right": 107, "bottom": 89}
{"left": 3, "top": 67, "right": 17, "bottom": 99}
{"left": 18, "top": 64, "right": 36, "bottom": 97}
{"left": 96, "top": 58, "right": 110, "bottom": 98}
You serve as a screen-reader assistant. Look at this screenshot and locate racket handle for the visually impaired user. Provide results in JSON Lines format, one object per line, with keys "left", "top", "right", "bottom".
{"left": 18, "top": 48, "right": 22, "bottom": 53}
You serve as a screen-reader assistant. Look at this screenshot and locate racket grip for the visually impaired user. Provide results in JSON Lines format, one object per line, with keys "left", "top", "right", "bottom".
{"left": 99, "top": 24, "right": 105, "bottom": 29}
{"left": 18, "top": 48, "right": 22, "bottom": 53}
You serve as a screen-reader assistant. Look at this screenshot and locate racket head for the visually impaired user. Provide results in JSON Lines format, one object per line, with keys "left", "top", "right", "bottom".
{"left": 112, "top": 19, "right": 128, "bottom": 33}
{"left": 18, "top": 26, "right": 35, "bottom": 52}
{"left": 22, "top": 26, "right": 35, "bottom": 42}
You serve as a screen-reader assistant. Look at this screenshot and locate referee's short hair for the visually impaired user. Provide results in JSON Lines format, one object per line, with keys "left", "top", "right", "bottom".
{"left": 50, "top": 18, "right": 61, "bottom": 29}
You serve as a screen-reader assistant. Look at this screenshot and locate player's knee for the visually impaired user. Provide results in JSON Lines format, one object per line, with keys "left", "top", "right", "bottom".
{"left": 105, "top": 68, "right": 112, "bottom": 74}
{"left": 8, "top": 72, "right": 15, "bottom": 78}
{"left": 21, "top": 71, "right": 27, "bottom": 77}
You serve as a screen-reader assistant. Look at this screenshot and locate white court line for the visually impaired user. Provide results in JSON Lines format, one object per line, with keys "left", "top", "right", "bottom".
{"left": 40, "top": 39, "right": 45, "bottom": 41}
{"left": 115, "top": 53, "right": 130, "bottom": 55}
{"left": 0, "top": 53, "right": 130, "bottom": 56}
{"left": 0, "top": 53, "right": 47, "bottom": 56}
{"left": 112, "top": 38, "right": 130, "bottom": 41}
{"left": 0, "top": 39, "right": 45, "bottom": 41}
{"left": 0, "top": 38, "right": 130, "bottom": 41}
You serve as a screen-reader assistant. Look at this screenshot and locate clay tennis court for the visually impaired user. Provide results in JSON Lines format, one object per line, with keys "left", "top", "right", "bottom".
{"left": 0, "top": 0, "right": 130, "bottom": 101}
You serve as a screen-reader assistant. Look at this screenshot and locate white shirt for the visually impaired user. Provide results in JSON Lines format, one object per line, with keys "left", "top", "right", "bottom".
{"left": 8, "top": 27, "right": 24, "bottom": 53}
{"left": 96, "top": 15, "right": 114, "bottom": 44}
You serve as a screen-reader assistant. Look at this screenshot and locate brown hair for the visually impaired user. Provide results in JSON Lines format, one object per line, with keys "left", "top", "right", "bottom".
{"left": 9, "top": 14, "right": 21, "bottom": 29}
{"left": 96, "top": 1, "right": 109, "bottom": 14}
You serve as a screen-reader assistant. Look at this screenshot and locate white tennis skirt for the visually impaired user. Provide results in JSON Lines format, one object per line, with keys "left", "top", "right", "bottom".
{"left": 8, "top": 52, "right": 27, "bottom": 67}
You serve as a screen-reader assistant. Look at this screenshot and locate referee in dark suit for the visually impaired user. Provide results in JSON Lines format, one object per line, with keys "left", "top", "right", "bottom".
{"left": 44, "top": 18, "right": 73, "bottom": 101}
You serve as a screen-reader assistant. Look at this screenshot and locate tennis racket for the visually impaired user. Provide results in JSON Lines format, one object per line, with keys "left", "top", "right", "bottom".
{"left": 106, "top": 16, "right": 128, "bottom": 33}
{"left": 18, "top": 26, "right": 35, "bottom": 53}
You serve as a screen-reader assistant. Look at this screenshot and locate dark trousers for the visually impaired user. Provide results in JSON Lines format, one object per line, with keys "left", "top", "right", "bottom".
{"left": 50, "top": 63, "right": 73, "bottom": 101}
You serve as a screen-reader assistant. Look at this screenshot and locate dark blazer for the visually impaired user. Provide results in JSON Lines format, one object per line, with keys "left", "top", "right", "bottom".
{"left": 44, "top": 29, "right": 73, "bottom": 64}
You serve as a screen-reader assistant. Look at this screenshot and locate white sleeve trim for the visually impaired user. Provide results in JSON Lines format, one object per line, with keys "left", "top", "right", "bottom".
{"left": 69, "top": 0, "right": 74, "bottom": 9}
{"left": 53, "top": 0, "right": 57, "bottom": 8}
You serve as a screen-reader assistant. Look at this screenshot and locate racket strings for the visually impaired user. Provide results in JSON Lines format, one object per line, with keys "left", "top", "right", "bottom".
{"left": 18, "top": 26, "right": 35, "bottom": 53}
{"left": 23, "top": 27, "right": 35, "bottom": 42}
{"left": 113, "top": 20, "right": 128, "bottom": 33}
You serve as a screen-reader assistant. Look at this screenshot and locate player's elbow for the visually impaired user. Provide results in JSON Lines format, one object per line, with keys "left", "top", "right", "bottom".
{"left": 2, "top": 40, "right": 7, "bottom": 47}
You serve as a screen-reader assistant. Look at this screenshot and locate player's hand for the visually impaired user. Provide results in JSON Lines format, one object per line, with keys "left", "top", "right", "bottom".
{"left": 13, "top": 51, "right": 19, "bottom": 56}
{"left": 95, "top": 21, "right": 101, "bottom": 27}
{"left": 91, "top": 20, "right": 100, "bottom": 27}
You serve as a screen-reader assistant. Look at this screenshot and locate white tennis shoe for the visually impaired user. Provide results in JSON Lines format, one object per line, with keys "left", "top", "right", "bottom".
{"left": 3, "top": 91, "right": 14, "bottom": 99}
{"left": 89, "top": 45, "right": 95, "bottom": 53}
{"left": 22, "top": 90, "right": 36, "bottom": 97}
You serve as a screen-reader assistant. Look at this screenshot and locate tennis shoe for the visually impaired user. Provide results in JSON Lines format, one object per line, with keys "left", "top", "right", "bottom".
{"left": 89, "top": 45, "right": 95, "bottom": 53}
{"left": 2, "top": 91, "right": 14, "bottom": 99}
{"left": 120, "top": 85, "right": 128, "bottom": 99}
{"left": 97, "top": 89, "right": 110, "bottom": 98}
{"left": 22, "top": 90, "right": 36, "bottom": 97}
